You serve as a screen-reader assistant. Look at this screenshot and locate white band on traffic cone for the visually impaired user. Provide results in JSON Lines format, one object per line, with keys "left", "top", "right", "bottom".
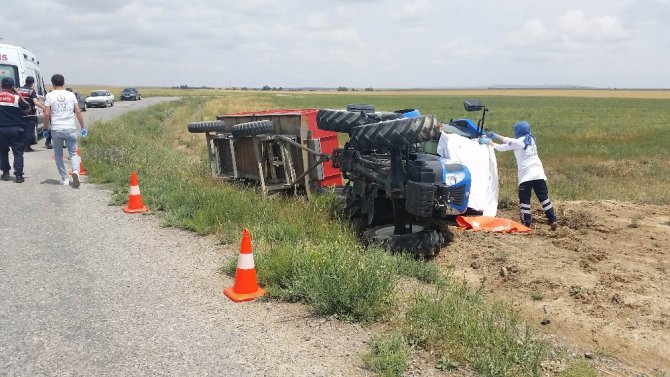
{"left": 237, "top": 253, "right": 256, "bottom": 269}
{"left": 129, "top": 185, "right": 141, "bottom": 196}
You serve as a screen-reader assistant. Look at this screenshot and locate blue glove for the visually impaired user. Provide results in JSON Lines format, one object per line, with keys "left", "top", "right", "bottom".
{"left": 42, "top": 130, "right": 49, "bottom": 138}
{"left": 486, "top": 131, "right": 497, "bottom": 139}
{"left": 478, "top": 136, "right": 491, "bottom": 145}
{"left": 80, "top": 128, "right": 88, "bottom": 137}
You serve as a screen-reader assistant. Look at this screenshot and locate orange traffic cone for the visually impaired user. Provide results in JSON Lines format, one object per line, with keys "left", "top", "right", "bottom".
{"left": 224, "top": 229, "right": 266, "bottom": 302}
{"left": 123, "top": 171, "right": 149, "bottom": 214}
{"left": 76, "top": 147, "right": 88, "bottom": 175}
{"left": 69, "top": 147, "right": 88, "bottom": 176}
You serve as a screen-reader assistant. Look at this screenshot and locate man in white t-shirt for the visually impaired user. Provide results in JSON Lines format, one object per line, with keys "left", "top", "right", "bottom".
{"left": 43, "top": 74, "right": 86, "bottom": 188}
{"left": 483, "top": 121, "right": 558, "bottom": 230}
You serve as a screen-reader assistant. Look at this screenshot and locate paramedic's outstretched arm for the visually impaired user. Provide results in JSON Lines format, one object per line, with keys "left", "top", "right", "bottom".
{"left": 489, "top": 136, "right": 524, "bottom": 152}
{"left": 33, "top": 97, "right": 45, "bottom": 111}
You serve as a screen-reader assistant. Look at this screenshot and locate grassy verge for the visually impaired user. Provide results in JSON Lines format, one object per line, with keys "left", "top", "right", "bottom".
{"left": 363, "top": 333, "right": 411, "bottom": 377}
{"left": 403, "top": 283, "right": 547, "bottom": 375}
{"left": 83, "top": 93, "right": 599, "bottom": 375}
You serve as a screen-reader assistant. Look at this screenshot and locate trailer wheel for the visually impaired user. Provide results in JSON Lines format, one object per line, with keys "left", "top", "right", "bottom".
{"left": 363, "top": 224, "right": 444, "bottom": 258}
{"left": 349, "top": 115, "right": 439, "bottom": 149}
{"left": 316, "top": 109, "right": 368, "bottom": 133}
{"left": 231, "top": 120, "right": 274, "bottom": 138}
{"left": 187, "top": 120, "right": 227, "bottom": 133}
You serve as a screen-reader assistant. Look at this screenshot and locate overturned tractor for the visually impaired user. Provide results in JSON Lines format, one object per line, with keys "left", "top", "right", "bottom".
{"left": 317, "top": 106, "right": 471, "bottom": 257}
{"left": 188, "top": 105, "right": 472, "bottom": 257}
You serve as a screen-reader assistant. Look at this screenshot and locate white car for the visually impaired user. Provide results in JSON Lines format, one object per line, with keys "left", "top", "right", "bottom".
{"left": 85, "top": 90, "right": 115, "bottom": 108}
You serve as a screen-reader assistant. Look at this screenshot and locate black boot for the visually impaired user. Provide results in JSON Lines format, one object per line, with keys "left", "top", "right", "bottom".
{"left": 1, "top": 172, "right": 10, "bottom": 181}
{"left": 15, "top": 176, "right": 25, "bottom": 183}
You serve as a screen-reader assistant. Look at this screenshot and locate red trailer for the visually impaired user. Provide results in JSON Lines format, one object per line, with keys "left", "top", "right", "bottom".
{"left": 188, "top": 109, "right": 342, "bottom": 195}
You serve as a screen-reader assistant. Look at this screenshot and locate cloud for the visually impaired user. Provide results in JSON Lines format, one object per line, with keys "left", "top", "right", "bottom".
{"left": 620, "top": 0, "right": 670, "bottom": 24}
{"left": 504, "top": 9, "right": 627, "bottom": 58}
{"left": 436, "top": 38, "right": 493, "bottom": 60}
{"left": 2, "top": 1, "right": 668, "bottom": 88}
{"left": 506, "top": 19, "right": 560, "bottom": 47}
{"left": 557, "top": 10, "right": 626, "bottom": 42}
{"left": 306, "top": 13, "right": 328, "bottom": 29}
{"left": 400, "top": 0, "right": 435, "bottom": 18}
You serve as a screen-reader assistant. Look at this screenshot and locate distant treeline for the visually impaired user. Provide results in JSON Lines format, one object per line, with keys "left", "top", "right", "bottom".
{"left": 172, "top": 84, "right": 376, "bottom": 92}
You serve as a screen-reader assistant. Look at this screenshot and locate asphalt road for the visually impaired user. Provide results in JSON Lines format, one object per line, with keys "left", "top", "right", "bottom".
{"left": 81, "top": 97, "right": 179, "bottom": 125}
{"left": 0, "top": 98, "right": 370, "bottom": 377}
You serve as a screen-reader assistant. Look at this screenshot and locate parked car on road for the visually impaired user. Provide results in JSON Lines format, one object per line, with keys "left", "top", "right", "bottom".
{"left": 85, "top": 89, "right": 114, "bottom": 108}
{"left": 120, "top": 87, "right": 141, "bottom": 101}
{"left": 66, "top": 88, "right": 87, "bottom": 111}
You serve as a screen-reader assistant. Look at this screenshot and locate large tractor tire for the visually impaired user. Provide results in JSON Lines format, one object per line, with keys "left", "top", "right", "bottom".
{"left": 346, "top": 104, "right": 375, "bottom": 113}
{"left": 317, "top": 109, "right": 404, "bottom": 134}
{"left": 364, "top": 112, "right": 404, "bottom": 123}
{"left": 187, "top": 120, "right": 227, "bottom": 133}
{"left": 316, "top": 109, "right": 368, "bottom": 133}
{"left": 363, "top": 224, "right": 445, "bottom": 258}
{"left": 349, "top": 115, "right": 439, "bottom": 150}
{"left": 231, "top": 120, "right": 274, "bottom": 138}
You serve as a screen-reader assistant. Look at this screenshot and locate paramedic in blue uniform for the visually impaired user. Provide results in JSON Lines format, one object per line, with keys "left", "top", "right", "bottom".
{"left": 482, "top": 121, "right": 558, "bottom": 230}
{"left": 17, "top": 76, "right": 45, "bottom": 152}
{"left": 0, "top": 77, "right": 31, "bottom": 183}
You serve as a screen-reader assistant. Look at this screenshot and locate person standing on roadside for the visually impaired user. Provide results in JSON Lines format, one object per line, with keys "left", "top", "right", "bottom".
{"left": 17, "top": 76, "right": 45, "bottom": 152}
{"left": 482, "top": 121, "right": 559, "bottom": 230}
{"left": 0, "top": 77, "right": 31, "bottom": 183}
{"left": 43, "top": 74, "right": 86, "bottom": 188}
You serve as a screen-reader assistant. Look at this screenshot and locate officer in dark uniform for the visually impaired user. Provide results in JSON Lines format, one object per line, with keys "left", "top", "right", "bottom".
{"left": 17, "top": 76, "right": 45, "bottom": 152}
{"left": 0, "top": 77, "right": 31, "bottom": 183}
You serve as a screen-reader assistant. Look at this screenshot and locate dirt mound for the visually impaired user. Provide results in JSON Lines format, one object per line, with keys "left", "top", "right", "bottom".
{"left": 437, "top": 200, "right": 670, "bottom": 374}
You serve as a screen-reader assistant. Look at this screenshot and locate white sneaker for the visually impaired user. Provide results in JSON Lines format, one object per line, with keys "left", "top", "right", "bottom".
{"left": 72, "top": 171, "right": 80, "bottom": 188}
{"left": 61, "top": 178, "right": 69, "bottom": 186}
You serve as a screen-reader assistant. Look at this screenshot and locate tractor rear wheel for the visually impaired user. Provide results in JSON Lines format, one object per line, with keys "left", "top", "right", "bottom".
{"left": 316, "top": 109, "right": 368, "bottom": 133}
{"left": 349, "top": 115, "right": 439, "bottom": 150}
{"left": 346, "top": 104, "right": 375, "bottom": 113}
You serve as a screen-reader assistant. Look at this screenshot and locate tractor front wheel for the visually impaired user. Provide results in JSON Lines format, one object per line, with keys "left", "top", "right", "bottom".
{"left": 363, "top": 224, "right": 445, "bottom": 258}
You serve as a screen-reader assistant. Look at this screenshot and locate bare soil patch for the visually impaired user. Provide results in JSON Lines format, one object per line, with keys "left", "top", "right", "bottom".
{"left": 437, "top": 200, "right": 670, "bottom": 374}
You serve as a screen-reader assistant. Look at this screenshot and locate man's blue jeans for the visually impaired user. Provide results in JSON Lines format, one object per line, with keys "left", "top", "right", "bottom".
{"left": 51, "top": 129, "right": 79, "bottom": 181}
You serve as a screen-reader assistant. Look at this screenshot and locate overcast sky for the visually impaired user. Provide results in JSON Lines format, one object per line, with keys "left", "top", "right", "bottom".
{"left": 2, "top": 0, "right": 669, "bottom": 88}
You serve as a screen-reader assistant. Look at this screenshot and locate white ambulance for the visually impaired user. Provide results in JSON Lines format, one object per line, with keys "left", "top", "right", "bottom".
{"left": 0, "top": 43, "right": 48, "bottom": 140}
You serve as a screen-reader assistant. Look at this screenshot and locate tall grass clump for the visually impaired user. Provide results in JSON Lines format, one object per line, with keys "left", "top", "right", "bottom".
{"left": 559, "top": 360, "right": 597, "bottom": 377}
{"left": 363, "top": 332, "right": 411, "bottom": 377}
{"left": 257, "top": 244, "right": 397, "bottom": 321}
{"left": 403, "top": 281, "right": 548, "bottom": 376}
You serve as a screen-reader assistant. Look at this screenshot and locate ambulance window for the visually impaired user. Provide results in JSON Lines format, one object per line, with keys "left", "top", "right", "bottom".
{"left": 0, "top": 64, "right": 20, "bottom": 85}
{"left": 35, "top": 72, "right": 45, "bottom": 96}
